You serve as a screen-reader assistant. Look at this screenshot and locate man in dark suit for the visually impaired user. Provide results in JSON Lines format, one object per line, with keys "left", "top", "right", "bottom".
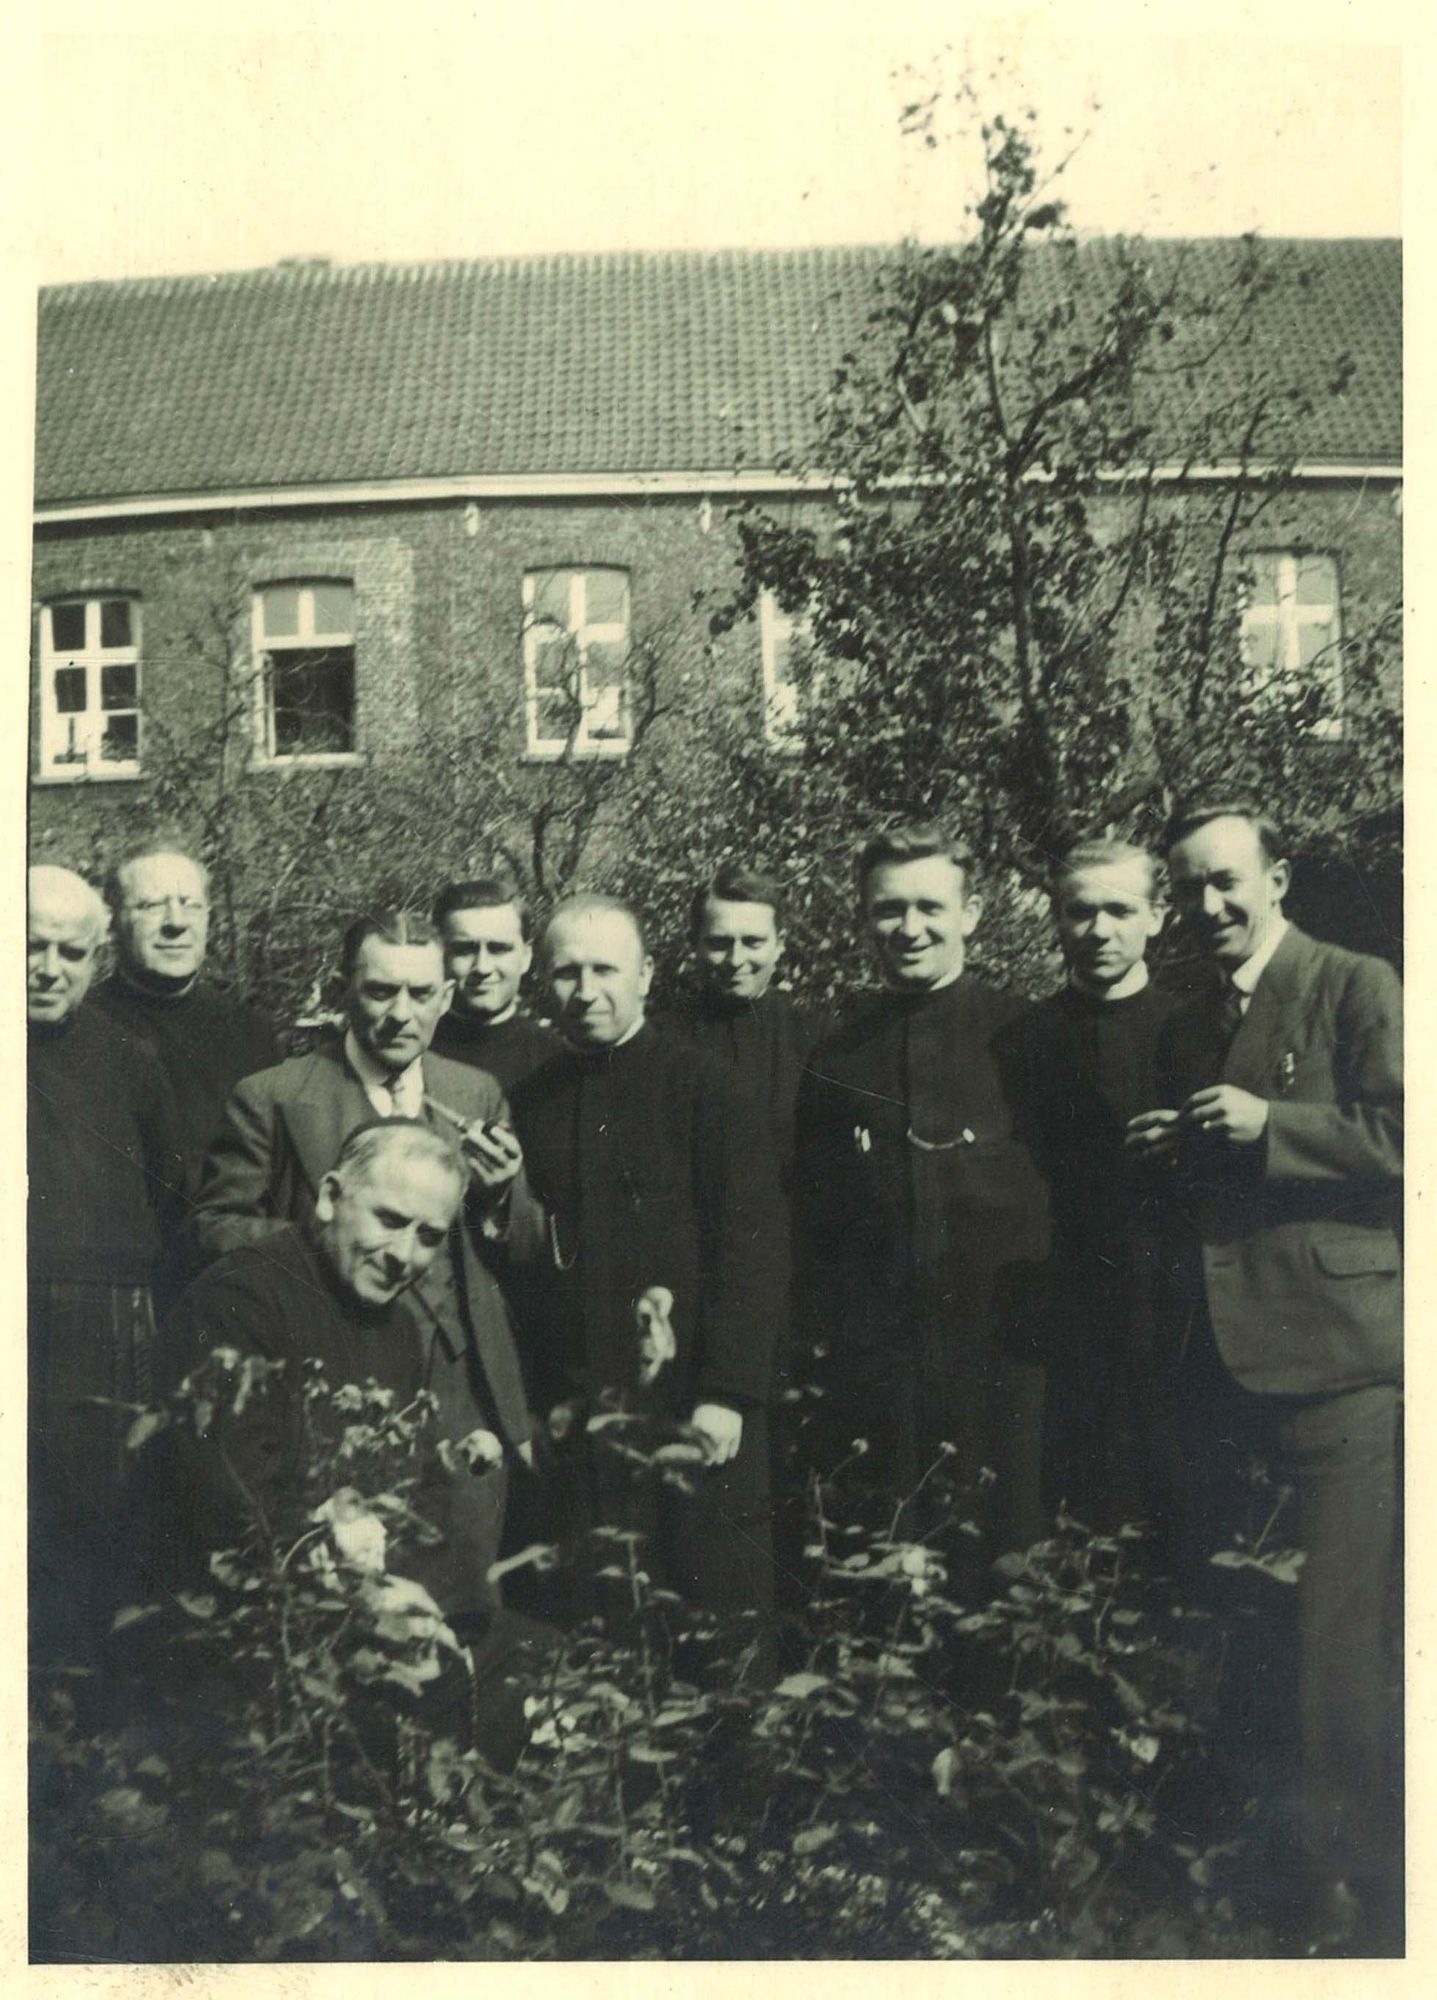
{"left": 431, "top": 873, "right": 561, "bottom": 1092}
{"left": 795, "top": 824, "right": 1051, "bottom": 1554}
{"left": 510, "top": 895, "right": 783, "bottom": 1622}
{"left": 189, "top": 908, "right": 543, "bottom": 1616}
{"left": 1128, "top": 799, "right": 1402, "bottom": 1945}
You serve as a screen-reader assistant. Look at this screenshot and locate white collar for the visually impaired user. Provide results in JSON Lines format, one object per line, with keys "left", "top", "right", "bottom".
{"left": 1229, "top": 915, "right": 1290, "bottom": 996}
{"left": 1069, "top": 961, "right": 1151, "bottom": 1002}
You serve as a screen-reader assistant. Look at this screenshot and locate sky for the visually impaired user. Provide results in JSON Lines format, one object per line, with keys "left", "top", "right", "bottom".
{"left": 5, "top": 0, "right": 1405, "bottom": 289}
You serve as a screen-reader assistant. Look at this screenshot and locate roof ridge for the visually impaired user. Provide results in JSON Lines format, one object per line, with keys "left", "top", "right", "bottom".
{"left": 38, "top": 234, "right": 1401, "bottom": 303}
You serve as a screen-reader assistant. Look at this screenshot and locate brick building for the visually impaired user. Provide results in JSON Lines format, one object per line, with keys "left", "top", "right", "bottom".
{"left": 30, "top": 241, "right": 1400, "bottom": 970}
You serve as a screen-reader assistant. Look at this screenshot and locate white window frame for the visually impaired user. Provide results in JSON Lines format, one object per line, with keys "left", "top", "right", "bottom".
{"left": 37, "top": 596, "right": 142, "bottom": 782}
{"left": 759, "top": 589, "right": 819, "bottom": 750}
{"left": 252, "top": 579, "right": 361, "bottom": 767}
{"left": 1239, "top": 550, "right": 1344, "bottom": 741}
{"left": 522, "top": 568, "right": 632, "bottom": 759}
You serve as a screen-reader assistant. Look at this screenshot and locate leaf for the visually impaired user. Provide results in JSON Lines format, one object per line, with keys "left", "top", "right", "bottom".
{"left": 125, "top": 1410, "right": 167, "bottom": 1453}
{"left": 110, "top": 1602, "right": 161, "bottom": 1634}
{"left": 792, "top": 1823, "right": 839, "bottom": 1856}
{"left": 773, "top": 1672, "right": 830, "bottom": 1699}
{"left": 176, "top": 1591, "right": 217, "bottom": 1620}
{"left": 605, "top": 1881, "right": 657, "bottom": 1912}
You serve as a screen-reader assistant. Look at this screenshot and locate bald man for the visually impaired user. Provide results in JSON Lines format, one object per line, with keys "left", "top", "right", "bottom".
{"left": 27, "top": 866, "right": 183, "bottom": 1664}
{"left": 509, "top": 896, "right": 784, "bottom": 1625}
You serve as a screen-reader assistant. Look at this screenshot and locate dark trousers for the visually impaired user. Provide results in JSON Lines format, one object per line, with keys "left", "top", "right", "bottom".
{"left": 1170, "top": 1321, "right": 1400, "bottom": 1882}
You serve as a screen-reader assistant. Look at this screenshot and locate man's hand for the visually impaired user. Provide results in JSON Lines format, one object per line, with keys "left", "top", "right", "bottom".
{"left": 1181, "top": 1085, "right": 1270, "bottom": 1146}
{"left": 689, "top": 1402, "right": 744, "bottom": 1466}
{"left": 1125, "top": 1108, "right": 1183, "bottom": 1161}
{"left": 460, "top": 1118, "right": 524, "bottom": 1199}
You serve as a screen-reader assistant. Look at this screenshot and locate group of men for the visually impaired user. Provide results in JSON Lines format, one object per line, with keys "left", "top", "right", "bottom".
{"left": 27, "top": 799, "right": 1401, "bottom": 1939}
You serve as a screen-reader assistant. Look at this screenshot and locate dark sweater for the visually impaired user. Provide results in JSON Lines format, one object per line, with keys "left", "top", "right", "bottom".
{"left": 92, "top": 974, "right": 280, "bottom": 1200}
{"left": 156, "top": 1224, "right": 426, "bottom": 1556}
{"left": 430, "top": 1007, "right": 563, "bottom": 1095}
{"left": 27, "top": 1006, "right": 184, "bottom": 1283}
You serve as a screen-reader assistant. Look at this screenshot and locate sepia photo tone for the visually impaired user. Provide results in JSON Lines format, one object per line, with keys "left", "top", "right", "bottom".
{"left": 19, "top": 2, "right": 1404, "bottom": 1970}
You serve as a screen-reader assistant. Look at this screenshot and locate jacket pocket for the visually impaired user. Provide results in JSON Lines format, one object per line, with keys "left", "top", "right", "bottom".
{"left": 1312, "top": 1232, "right": 1400, "bottom": 1277}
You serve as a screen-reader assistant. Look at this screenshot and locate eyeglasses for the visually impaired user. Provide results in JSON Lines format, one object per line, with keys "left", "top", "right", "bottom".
{"left": 127, "top": 897, "right": 208, "bottom": 919}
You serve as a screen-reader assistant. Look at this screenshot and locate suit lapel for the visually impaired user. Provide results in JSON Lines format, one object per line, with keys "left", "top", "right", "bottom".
{"left": 1221, "top": 926, "right": 1312, "bottom": 1096}
{"left": 279, "top": 1044, "right": 375, "bottom": 1195}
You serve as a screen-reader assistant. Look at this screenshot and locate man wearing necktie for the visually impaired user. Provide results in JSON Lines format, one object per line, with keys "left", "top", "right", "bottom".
{"left": 1127, "top": 800, "right": 1402, "bottom": 1948}
{"left": 794, "top": 824, "right": 1051, "bottom": 1557}
{"left": 189, "top": 908, "right": 543, "bottom": 1621}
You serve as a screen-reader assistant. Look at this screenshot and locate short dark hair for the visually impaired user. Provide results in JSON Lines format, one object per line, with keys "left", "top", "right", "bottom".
{"left": 329, "top": 1117, "right": 465, "bottom": 1196}
{"left": 856, "top": 822, "right": 977, "bottom": 899}
{"left": 542, "top": 893, "right": 649, "bottom": 960}
{"left": 432, "top": 873, "right": 531, "bottom": 939}
{"left": 341, "top": 908, "right": 443, "bottom": 982}
{"left": 688, "top": 861, "right": 786, "bottom": 939}
{"left": 104, "top": 841, "right": 209, "bottom": 913}
{"left": 1051, "top": 838, "right": 1163, "bottom": 901}
{"left": 1163, "top": 799, "right": 1287, "bottom": 866}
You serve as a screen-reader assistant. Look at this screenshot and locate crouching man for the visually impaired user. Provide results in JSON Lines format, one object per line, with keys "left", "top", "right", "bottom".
{"left": 133, "top": 1120, "right": 552, "bottom": 1760}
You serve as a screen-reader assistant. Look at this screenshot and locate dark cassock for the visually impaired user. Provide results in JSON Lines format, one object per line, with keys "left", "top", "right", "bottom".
{"left": 1019, "top": 979, "right": 1184, "bottom": 1531}
{"left": 658, "top": 986, "right": 825, "bottom": 1198}
{"left": 91, "top": 972, "right": 280, "bottom": 1306}
{"left": 91, "top": 971, "right": 280, "bottom": 1202}
{"left": 795, "top": 978, "right": 1052, "bottom": 1552}
{"left": 509, "top": 1026, "right": 785, "bottom": 1618}
{"left": 659, "top": 985, "right": 828, "bottom": 1606}
{"left": 28, "top": 1004, "right": 185, "bottom": 1661}
{"left": 124, "top": 1225, "right": 549, "bottom": 1761}
{"left": 430, "top": 1007, "right": 563, "bottom": 1095}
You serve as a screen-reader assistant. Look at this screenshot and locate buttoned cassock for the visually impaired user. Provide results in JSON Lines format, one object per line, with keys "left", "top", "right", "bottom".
{"left": 795, "top": 978, "right": 1052, "bottom": 1551}
{"left": 1157, "top": 923, "right": 1402, "bottom": 1881}
{"left": 187, "top": 1036, "right": 542, "bottom": 1612}
{"left": 509, "top": 1025, "right": 783, "bottom": 1616}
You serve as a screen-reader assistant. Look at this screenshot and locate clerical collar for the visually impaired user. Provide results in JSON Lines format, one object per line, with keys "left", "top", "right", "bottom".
{"left": 885, "top": 966, "right": 965, "bottom": 998}
{"left": 118, "top": 964, "right": 201, "bottom": 1002}
{"left": 1069, "top": 961, "right": 1151, "bottom": 1002}
{"left": 565, "top": 1015, "right": 648, "bottom": 1057}
{"left": 448, "top": 1001, "right": 518, "bottom": 1031}
{"left": 1229, "top": 916, "right": 1290, "bottom": 998}
{"left": 343, "top": 1026, "right": 423, "bottom": 1114}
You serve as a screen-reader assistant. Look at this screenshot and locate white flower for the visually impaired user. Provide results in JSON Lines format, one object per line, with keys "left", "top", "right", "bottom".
{"left": 635, "top": 1285, "right": 677, "bottom": 1386}
{"left": 456, "top": 1427, "right": 504, "bottom": 1472}
{"left": 314, "top": 1486, "right": 386, "bottom": 1573}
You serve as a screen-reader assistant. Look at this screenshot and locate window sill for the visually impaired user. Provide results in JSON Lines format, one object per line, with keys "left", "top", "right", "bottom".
{"left": 250, "top": 752, "right": 365, "bottom": 771}
{"left": 32, "top": 767, "right": 143, "bottom": 786}
{"left": 521, "top": 744, "right": 631, "bottom": 765}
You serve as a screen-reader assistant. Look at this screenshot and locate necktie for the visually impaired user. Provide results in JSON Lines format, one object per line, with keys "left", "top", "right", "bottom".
{"left": 1211, "top": 980, "right": 1245, "bottom": 1073}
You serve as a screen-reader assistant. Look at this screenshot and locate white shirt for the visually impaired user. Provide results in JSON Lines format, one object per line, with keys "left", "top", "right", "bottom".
{"left": 343, "top": 1027, "right": 424, "bottom": 1117}
{"left": 1228, "top": 915, "right": 1290, "bottom": 1014}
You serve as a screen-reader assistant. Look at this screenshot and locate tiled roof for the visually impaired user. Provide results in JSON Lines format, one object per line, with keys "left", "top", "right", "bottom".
{"left": 35, "top": 240, "right": 1401, "bottom": 508}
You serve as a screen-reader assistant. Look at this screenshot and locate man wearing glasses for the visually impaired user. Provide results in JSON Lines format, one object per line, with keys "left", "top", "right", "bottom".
{"left": 94, "top": 845, "right": 279, "bottom": 1212}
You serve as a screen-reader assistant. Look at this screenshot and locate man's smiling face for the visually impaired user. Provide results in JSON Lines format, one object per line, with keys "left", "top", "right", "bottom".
{"left": 864, "top": 854, "right": 981, "bottom": 991}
